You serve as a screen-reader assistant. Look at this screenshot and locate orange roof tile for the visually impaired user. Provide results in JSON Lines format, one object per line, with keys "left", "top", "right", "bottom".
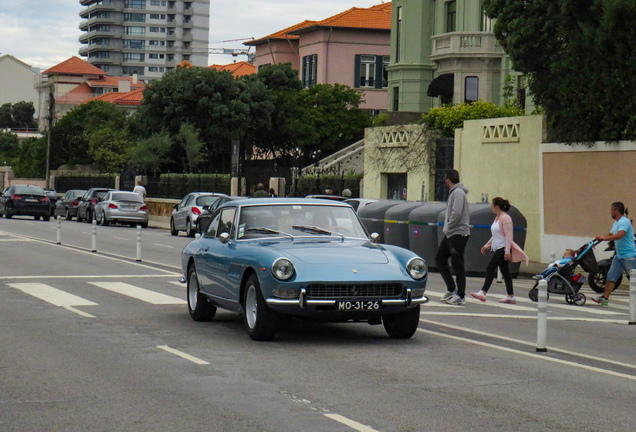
{"left": 43, "top": 56, "right": 107, "bottom": 76}
{"left": 87, "top": 76, "right": 145, "bottom": 89}
{"left": 208, "top": 61, "right": 256, "bottom": 77}
{"left": 293, "top": 5, "right": 392, "bottom": 33}
{"left": 246, "top": 20, "right": 319, "bottom": 45}
{"left": 83, "top": 88, "right": 144, "bottom": 106}
{"left": 55, "top": 83, "right": 94, "bottom": 105}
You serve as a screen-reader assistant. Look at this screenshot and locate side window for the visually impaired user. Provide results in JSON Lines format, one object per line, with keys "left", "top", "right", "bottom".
{"left": 178, "top": 195, "right": 190, "bottom": 209}
{"left": 205, "top": 211, "right": 222, "bottom": 237}
{"left": 217, "top": 208, "right": 237, "bottom": 238}
{"left": 185, "top": 195, "right": 195, "bottom": 207}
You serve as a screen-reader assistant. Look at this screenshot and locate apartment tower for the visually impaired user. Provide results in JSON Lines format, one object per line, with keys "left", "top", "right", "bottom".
{"left": 78, "top": 0, "right": 210, "bottom": 82}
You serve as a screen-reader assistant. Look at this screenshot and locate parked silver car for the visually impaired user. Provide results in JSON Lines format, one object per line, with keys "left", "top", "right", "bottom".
{"left": 170, "top": 192, "right": 227, "bottom": 237}
{"left": 94, "top": 191, "right": 148, "bottom": 228}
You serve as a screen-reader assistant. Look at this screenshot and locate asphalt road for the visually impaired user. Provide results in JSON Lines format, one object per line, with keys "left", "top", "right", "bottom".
{"left": 1, "top": 216, "right": 635, "bottom": 432}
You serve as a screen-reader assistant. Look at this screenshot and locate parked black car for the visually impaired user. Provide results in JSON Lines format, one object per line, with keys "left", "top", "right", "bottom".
{"left": 193, "top": 196, "right": 242, "bottom": 234}
{"left": 54, "top": 189, "right": 86, "bottom": 220}
{"left": 76, "top": 188, "right": 115, "bottom": 223}
{"left": 0, "top": 184, "right": 51, "bottom": 221}
{"left": 44, "top": 189, "right": 59, "bottom": 216}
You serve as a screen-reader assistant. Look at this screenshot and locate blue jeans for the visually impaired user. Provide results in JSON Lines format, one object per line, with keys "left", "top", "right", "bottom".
{"left": 607, "top": 256, "right": 636, "bottom": 282}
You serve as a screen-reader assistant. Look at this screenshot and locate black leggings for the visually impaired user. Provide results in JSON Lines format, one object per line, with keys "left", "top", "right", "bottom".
{"left": 482, "top": 248, "right": 513, "bottom": 295}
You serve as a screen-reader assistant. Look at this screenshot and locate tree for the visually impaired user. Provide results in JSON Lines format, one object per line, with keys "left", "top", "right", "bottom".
{"left": 483, "top": 0, "right": 636, "bottom": 143}
{"left": 139, "top": 66, "right": 274, "bottom": 172}
{"left": 50, "top": 101, "right": 129, "bottom": 169}
{"left": 88, "top": 127, "right": 134, "bottom": 172}
{"left": 0, "top": 131, "right": 20, "bottom": 164}
{"left": 175, "top": 123, "right": 206, "bottom": 173}
{"left": 130, "top": 133, "right": 172, "bottom": 174}
{"left": 0, "top": 103, "right": 14, "bottom": 128}
{"left": 12, "top": 137, "right": 46, "bottom": 178}
{"left": 422, "top": 101, "right": 525, "bottom": 137}
{"left": 12, "top": 102, "right": 37, "bottom": 129}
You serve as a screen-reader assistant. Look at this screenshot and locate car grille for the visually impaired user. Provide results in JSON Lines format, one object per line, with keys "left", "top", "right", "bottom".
{"left": 305, "top": 283, "right": 403, "bottom": 299}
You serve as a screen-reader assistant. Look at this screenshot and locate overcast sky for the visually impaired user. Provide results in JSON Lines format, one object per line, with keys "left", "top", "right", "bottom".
{"left": 0, "top": 0, "right": 386, "bottom": 71}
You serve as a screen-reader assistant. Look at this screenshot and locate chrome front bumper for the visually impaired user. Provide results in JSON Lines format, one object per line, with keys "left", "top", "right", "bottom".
{"left": 266, "top": 287, "right": 429, "bottom": 308}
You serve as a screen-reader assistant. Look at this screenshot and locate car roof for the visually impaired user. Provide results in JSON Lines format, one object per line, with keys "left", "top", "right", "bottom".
{"left": 218, "top": 197, "right": 354, "bottom": 209}
{"left": 305, "top": 195, "right": 348, "bottom": 201}
{"left": 188, "top": 192, "right": 228, "bottom": 197}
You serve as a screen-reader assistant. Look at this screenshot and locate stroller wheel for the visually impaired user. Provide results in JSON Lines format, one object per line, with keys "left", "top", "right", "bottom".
{"left": 565, "top": 294, "right": 574, "bottom": 304}
{"left": 528, "top": 283, "right": 549, "bottom": 302}
{"left": 574, "top": 293, "right": 586, "bottom": 306}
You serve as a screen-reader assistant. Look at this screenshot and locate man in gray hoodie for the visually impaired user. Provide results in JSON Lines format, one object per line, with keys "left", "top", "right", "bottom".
{"left": 436, "top": 169, "right": 470, "bottom": 305}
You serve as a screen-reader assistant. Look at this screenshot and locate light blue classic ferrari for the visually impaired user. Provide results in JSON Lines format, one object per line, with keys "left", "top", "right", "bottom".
{"left": 181, "top": 198, "right": 428, "bottom": 341}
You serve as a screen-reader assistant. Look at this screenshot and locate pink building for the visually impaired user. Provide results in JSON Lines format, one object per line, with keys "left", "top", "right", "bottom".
{"left": 245, "top": 3, "right": 391, "bottom": 113}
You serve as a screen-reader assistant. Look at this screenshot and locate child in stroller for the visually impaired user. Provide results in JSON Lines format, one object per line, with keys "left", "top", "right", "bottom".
{"left": 529, "top": 241, "right": 600, "bottom": 305}
{"left": 533, "top": 249, "right": 575, "bottom": 281}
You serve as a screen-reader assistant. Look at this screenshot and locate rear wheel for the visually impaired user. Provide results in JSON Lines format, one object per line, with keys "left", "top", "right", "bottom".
{"left": 34, "top": 215, "right": 40, "bottom": 220}
{"left": 243, "top": 274, "right": 279, "bottom": 341}
{"left": 170, "top": 218, "right": 178, "bottom": 236}
{"left": 186, "top": 219, "right": 194, "bottom": 237}
{"left": 43, "top": 215, "right": 50, "bottom": 222}
{"left": 187, "top": 265, "right": 216, "bottom": 321}
{"left": 5, "top": 204, "right": 13, "bottom": 219}
{"left": 382, "top": 305, "right": 421, "bottom": 339}
{"left": 99, "top": 211, "right": 109, "bottom": 226}
{"left": 86, "top": 209, "right": 93, "bottom": 223}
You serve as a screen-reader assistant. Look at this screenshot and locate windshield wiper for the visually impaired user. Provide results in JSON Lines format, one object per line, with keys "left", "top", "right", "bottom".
{"left": 292, "top": 225, "right": 344, "bottom": 239}
{"left": 245, "top": 227, "right": 293, "bottom": 238}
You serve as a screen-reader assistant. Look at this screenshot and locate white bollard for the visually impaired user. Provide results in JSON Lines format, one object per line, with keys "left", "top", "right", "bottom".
{"left": 536, "top": 279, "right": 548, "bottom": 352}
{"left": 630, "top": 269, "right": 636, "bottom": 325}
{"left": 136, "top": 225, "right": 142, "bottom": 262}
{"left": 56, "top": 216, "right": 61, "bottom": 245}
{"left": 195, "top": 233, "right": 201, "bottom": 239}
{"left": 91, "top": 219, "right": 97, "bottom": 252}
{"left": 550, "top": 250, "right": 556, "bottom": 264}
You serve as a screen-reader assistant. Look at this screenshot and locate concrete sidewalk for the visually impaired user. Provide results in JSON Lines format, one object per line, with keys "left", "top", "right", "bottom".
{"left": 148, "top": 215, "right": 171, "bottom": 230}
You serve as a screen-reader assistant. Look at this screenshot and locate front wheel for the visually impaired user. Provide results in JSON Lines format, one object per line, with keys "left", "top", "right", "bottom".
{"left": 65, "top": 208, "right": 72, "bottom": 220}
{"left": 382, "top": 305, "right": 421, "bottom": 339}
{"left": 187, "top": 265, "right": 216, "bottom": 321}
{"left": 186, "top": 219, "right": 195, "bottom": 237}
{"left": 170, "top": 218, "right": 178, "bottom": 236}
{"left": 529, "top": 284, "right": 550, "bottom": 302}
{"left": 43, "top": 215, "right": 50, "bottom": 222}
{"left": 5, "top": 205, "right": 13, "bottom": 219}
{"left": 243, "top": 274, "right": 279, "bottom": 341}
{"left": 86, "top": 210, "right": 93, "bottom": 223}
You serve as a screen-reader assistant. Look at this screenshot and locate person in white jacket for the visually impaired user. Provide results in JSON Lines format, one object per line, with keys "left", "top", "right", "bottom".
{"left": 437, "top": 169, "right": 471, "bottom": 305}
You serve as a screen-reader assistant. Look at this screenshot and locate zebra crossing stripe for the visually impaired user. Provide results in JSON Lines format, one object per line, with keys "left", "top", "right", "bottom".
{"left": 8, "top": 283, "right": 98, "bottom": 307}
{"left": 89, "top": 282, "right": 186, "bottom": 305}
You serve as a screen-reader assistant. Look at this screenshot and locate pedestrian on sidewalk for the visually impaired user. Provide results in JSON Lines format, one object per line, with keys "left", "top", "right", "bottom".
{"left": 591, "top": 201, "right": 636, "bottom": 305}
{"left": 471, "top": 197, "right": 529, "bottom": 304}
{"left": 251, "top": 183, "right": 269, "bottom": 198}
{"left": 133, "top": 180, "right": 146, "bottom": 201}
{"left": 436, "top": 169, "right": 470, "bottom": 305}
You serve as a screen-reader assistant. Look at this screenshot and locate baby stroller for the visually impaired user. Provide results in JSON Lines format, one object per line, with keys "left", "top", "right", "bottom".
{"left": 529, "top": 240, "right": 600, "bottom": 306}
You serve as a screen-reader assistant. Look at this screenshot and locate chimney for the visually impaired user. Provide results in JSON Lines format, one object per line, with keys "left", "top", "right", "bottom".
{"left": 132, "top": 74, "right": 138, "bottom": 85}
{"left": 119, "top": 79, "right": 131, "bottom": 93}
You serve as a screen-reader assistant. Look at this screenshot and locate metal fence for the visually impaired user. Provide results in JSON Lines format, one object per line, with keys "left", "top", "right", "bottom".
{"left": 145, "top": 173, "right": 231, "bottom": 199}
{"left": 286, "top": 167, "right": 362, "bottom": 198}
{"left": 54, "top": 173, "right": 116, "bottom": 193}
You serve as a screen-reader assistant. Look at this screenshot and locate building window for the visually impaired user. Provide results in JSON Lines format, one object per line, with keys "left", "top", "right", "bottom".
{"left": 150, "top": 13, "right": 160, "bottom": 19}
{"left": 465, "top": 76, "right": 479, "bottom": 102}
{"left": 91, "top": 24, "right": 111, "bottom": 32}
{"left": 124, "top": 39, "right": 145, "bottom": 49}
{"left": 124, "top": 53, "right": 145, "bottom": 62}
{"left": 149, "top": 40, "right": 165, "bottom": 46}
{"left": 393, "top": 87, "right": 399, "bottom": 111}
{"left": 149, "top": 53, "right": 165, "bottom": 59}
{"left": 149, "top": 27, "right": 160, "bottom": 32}
{"left": 354, "top": 55, "right": 390, "bottom": 89}
{"left": 150, "top": 0, "right": 161, "bottom": 5}
{"left": 302, "top": 54, "right": 317, "bottom": 88}
{"left": 148, "top": 67, "right": 158, "bottom": 72}
{"left": 124, "top": 13, "right": 145, "bottom": 22}
{"left": 124, "top": 0, "right": 146, "bottom": 8}
{"left": 396, "top": 6, "right": 402, "bottom": 63}
{"left": 124, "top": 26, "right": 145, "bottom": 35}
{"left": 122, "top": 66, "right": 144, "bottom": 75}
{"left": 445, "top": 1, "right": 456, "bottom": 33}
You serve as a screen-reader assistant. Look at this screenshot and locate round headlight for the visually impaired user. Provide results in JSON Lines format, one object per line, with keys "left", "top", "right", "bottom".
{"left": 407, "top": 257, "right": 427, "bottom": 280}
{"left": 272, "top": 258, "right": 294, "bottom": 280}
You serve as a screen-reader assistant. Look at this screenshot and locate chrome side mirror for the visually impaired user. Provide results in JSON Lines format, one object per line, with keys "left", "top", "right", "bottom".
{"left": 370, "top": 232, "right": 380, "bottom": 243}
{"left": 219, "top": 232, "right": 230, "bottom": 244}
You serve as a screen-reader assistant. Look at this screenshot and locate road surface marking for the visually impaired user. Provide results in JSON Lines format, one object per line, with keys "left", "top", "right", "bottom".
{"left": 157, "top": 345, "right": 209, "bottom": 365}
{"left": 63, "top": 306, "right": 96, "bottom": 318}
{"left": 114, "top": 237, "right": 128, "bottom": 241}
{"left": 418, "top": 319, "right": 636, "bottom": 372}
{"left": 421, "top": 311, "right": 626, "bottom": 323}
{"left": 0, "top": 274, "right": 177, "bottom": 280}
{"left": 324, "top": 414, "right": 380, "bottom": 432}
{"left": 89, "top": 282, "right": 185, "bottom": 304}
{"left": 0, "top": 238, "right": 34, "bottom": 241}
{"left": 153, "top": 243, "right": 174, "bottom": 249}
{"left": 8, "top": 282, "right": 97, "bottom": 307}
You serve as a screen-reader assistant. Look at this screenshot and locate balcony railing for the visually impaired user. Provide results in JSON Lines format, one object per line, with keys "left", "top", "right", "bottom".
{"left": 430, "top": 32, "right": 504, "bottom": 60}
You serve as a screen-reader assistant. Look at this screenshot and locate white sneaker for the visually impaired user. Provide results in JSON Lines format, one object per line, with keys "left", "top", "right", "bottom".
{"left": 471, "top": 291, "right": 486, "bottom": 302}
{"left": 440, "top": 290, "right": 456, "bottom": 302}
{"left": 446, "top": 294, "right": 466, "bottom": 305}
{"left": 499, "top": 296, "right": 517, "bottom": 304}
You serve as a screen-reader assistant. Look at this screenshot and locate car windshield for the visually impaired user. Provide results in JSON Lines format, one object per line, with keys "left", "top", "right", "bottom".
{"left": 196, "top": 196, "right": 221, "bottom": 207}
{"left": 112, "top": 193, "right": 142, "bottom": 202}
{"left": 14, "top": 186, "right": 44, "bottom": 195}
{"left": 93, "top": 190, "right": 109, "bottom": 199}
{"left": 236, "top": 204, "right": 368, "bottom": 240}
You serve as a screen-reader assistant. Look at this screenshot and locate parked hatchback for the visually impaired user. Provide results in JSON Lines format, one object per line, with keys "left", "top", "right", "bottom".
{"left": 77, "top": 188, "right": 115, "bottom": 222}
{"left": 0, "top": 184, "right": 51, "bottom": 221}
{"left": 94, "top": 191, "right": 148, "bottom": 228}
{"left": 170, "top": 192, "right": 227, "bottom": 237}
{"left": 54, "top": 189, "right": 86, "bottom": 220}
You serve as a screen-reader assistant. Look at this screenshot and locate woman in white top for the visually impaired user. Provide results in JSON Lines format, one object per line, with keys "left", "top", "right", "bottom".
{"left": 471, "top": 197, "right": 528, "bottom": 304}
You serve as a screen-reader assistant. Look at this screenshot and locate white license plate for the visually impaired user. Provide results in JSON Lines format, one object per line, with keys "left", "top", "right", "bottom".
{"left": 337, "top": 300, "right": 381, "bottom": 311}
{"left": 25, "top": 198, "right": 38, "bottom": 203}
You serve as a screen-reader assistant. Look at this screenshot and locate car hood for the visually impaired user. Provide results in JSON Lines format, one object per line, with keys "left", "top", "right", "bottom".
{"left": 266, "top": 240, "right": 390, "bottom": 264}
